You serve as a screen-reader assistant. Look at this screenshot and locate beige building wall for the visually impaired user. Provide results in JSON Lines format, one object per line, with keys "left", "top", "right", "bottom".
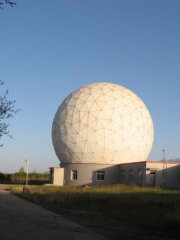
{"left": 60, "top": 163, "right": 120, "bottom": 186}
{"left": 49, "top": 162, "right": 180, "bottom": 189}
{"left": 120, "top": 161, "right": 180, "bottom": 189}
{"left": 146, "top": 162, "right": 180, "bottom": 189}
{"left": 120, "top": 162, "right": 146, "bottom": 187}
{"left": 49, "top": 167, "right": 64, "bottom": 186}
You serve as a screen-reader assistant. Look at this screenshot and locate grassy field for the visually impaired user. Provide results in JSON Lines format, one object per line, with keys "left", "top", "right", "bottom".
{"left": 8, "top": 184, "right": 180, "bottom": 235}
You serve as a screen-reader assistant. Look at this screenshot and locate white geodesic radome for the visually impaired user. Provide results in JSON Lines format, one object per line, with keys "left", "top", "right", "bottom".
{"left": 52, "top": 82, "right": 154, "bottom": 164}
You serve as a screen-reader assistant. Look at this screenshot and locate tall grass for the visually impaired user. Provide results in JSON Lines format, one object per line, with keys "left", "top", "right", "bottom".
{"left": 9, "top": 184, "right": 180, "bottom": 234}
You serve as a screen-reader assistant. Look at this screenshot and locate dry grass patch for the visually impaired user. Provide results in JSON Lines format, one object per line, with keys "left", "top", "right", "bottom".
{"left": 8, "top": 184, "right": 180, "bottom": 236}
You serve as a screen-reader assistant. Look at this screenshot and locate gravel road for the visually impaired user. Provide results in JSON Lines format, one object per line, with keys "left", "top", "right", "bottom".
{"left": 0, "top": 186, "right": 108, "bottom": 240}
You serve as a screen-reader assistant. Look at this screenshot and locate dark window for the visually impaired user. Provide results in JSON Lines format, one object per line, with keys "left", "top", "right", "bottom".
{"left": 96, "top": 171, "right": 105, "bottom": 181}
{"left": 71, "top": 170, "right": 77, "bottom": 180}
{"left": 138, "top": 169, "right": 143, "bottom": 182}
{"left": 121, "top": 170, "right": 125, "bottom": 182}
{"left": 129, "top": 169, "right": 133, "bottom": 182}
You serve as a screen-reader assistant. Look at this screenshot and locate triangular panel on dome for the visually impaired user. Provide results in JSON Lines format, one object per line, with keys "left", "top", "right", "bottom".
{"left": 88, "top": 140, "right": 99, "bottom": 151}
{"left": 78, "top": 121, "right": 87, "bottom": 131}
{"left": 87, "top": 119, "right": 97, "bottom": 130}
{"left": 55, "top": 139, "right": 66, "bottom": 151}
{"left": 72, "top": 121, "right": 80, "bottom": 132}
{"left": 98, "top": 111, "right": 110, "bottom": 120}
{"left": 68, "top": 97, "right": 79, "bottom": 106}
{"left": 59, "top": 108, "right": 67, "bottom": 119}
{"left": 122, "top": 89, "right": 131, "bottom": 98}
{"left": 74, "top": 143, "right": 83, "bottom": 153}
{"left": 72, "top": 116, "right": 79, "bottom": 125}
{"left": 87, "top": 113, "right": 97, "bottom": 124}
{"left": 66, "top": 133, "right": 76, "bottom": 144}
{"left": 59, "top": 123, "right": 67, "bottom": 133}
{"left": 73, "top": 154, "right": 83, "bottom": 163}
{"left": 122, "top": 116, "right": 130, "bottom": 127}
{"left": 86, "top": 132, "right": 97, "bottom": 142}
{"left": 98, "top": 119, "right": 110, "bottom": 129}
{"left": 104, "top": 120, "right": 114, "bottom": 131}
{"left": 65, "top": 115, "right": 73, "bottom": 124}
{"left": 86, "top": 100, "right": 95, "bottom": 110}
{"left": 96, "top": 120, "right": 106, "bottom": 131}
{"left": 95, "top": 101, "right": 105, "bottom": 110}
{"left": 104, "top": 128, "right": 113, "bottom": 138}
{"left": 83, "top": 153, "right": 94, "bottom": 163}
{"left": 90, "top": 102, "right": 102, "bottom": 112}
{"left": 74, "top": 152, "right": 84, "bottom": 163}
{"left": 96, "top": 94, "right": 106, "bottom": 103}
{"left": 82, "top": 87, "right": 93, "bottom": 94}
{"left": 105, "top": 141, "right": 117, "bottom": 152}
{"left": 97, "top": 137, "right": 105, "bottom": 149}
{"left": 113, "top": 91, "right": 123, "bottom": 99}
{"left": 81, "top": 114, "right": 89, "bottom": 125}
{"left": 67, "top": 107, "right": 75, "bottom": 116}
{"left": 129, "top": 93, "right": 139, "bottom": 101}
{"left": 76, "top": 102, "right": 86, "bottom": 110}
{"left": 133, "top": 99, "right": 143, "bottom": 108}
{"left": 64, "top": 93, "right": 73, "bottom": 103}
{"left": 93, "top": 153, "right": 106, "bottom": 164}
{"left": 121, "top": 107, "right": 131, "bottom": 117}
{"left": 77, "top": 92, "right": 89, "bottom": 100}
{"left": 107, "top": 99, "right": 116, "bottom": 110}
{"left": 52, "top": 122, "right": 59, "bottom": 133}
{"left": 123, "top": 127, "right": 133, "bottom": 139}
{"left": 66, "top": 142, "right": 76, "bottom": 151}
{"left": 91, "top": 88, "right": 104, "bottom": 95}
{"left": 64, "top": 122, "right": 72, "bottom": 132}
{"left": 86, "top": 127, "right": 95, "bottom": 138}
{"left": 79, "top": 126, "right": 88, "bottom": 139}
{"left": 126, "top": 101, "right": 137, "bottom": 109}
{"left": 72, "top": 89, "right": 81, "bottom": 97}
{"left": 91, "top": 92, "right": 103, "bottom": 101}
{"left": 80, "top": 102, "right": 89, "bottom": 112}
{"left": 113, "top": 139, "right": 123, "bottom": 150}
{"left": 104, "top": 94, "right": 114, "bottom": 102}
{"left": 75, "top": 133, "right": 86, "bottom": 143}
{"left": 79, "top": 111, "right": 88, "bottom": 121}
{"left": 73, "top": 107, "right": 80, "bottom": 115}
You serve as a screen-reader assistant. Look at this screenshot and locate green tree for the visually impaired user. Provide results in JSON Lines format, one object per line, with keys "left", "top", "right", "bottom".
{"left": 0, "top": 0, "right": 16, "bottom": 9}
{"left": 0, "top": 80, "right": 19, "bottom": 146}
{"left": 19, "top": 166, "right": 25, "bottom": 174}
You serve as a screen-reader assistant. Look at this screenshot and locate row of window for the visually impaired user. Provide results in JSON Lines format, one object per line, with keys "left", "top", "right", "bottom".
{"left": 71, "top": 169, "right": 143, "bottom": 182}
{"left": 121, "top": 169, "right": 143, "bottom": 182}
{"left": 71, "top": 170, "right": 105, "bottom": 181}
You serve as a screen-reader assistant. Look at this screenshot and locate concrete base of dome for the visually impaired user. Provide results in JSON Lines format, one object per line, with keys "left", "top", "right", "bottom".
{"left": 60, "top": 163, "right": 120, "bottom": 186}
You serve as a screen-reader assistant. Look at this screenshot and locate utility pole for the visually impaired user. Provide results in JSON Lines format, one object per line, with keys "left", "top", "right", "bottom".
{"left": 162, "top": 149, "right": 167, "bottom": 188}
{"left": 25, "top": 159, "right": 30, "bottom": 185}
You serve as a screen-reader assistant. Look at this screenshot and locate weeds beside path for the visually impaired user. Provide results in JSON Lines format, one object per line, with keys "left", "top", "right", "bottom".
{"left": 8, "top": 184, "right": 180, "bottom": 239}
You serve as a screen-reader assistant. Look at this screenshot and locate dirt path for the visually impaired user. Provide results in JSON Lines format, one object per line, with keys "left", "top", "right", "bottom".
{"left": 0, "top": 186, "right": 108, "bottom": 240}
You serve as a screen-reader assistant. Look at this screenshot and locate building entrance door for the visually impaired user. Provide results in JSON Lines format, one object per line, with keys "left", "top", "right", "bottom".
{"left": 150, "top": 171, "right": 156, "bottom": 187}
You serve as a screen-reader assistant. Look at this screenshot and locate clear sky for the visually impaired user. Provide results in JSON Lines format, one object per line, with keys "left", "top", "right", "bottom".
{"left": 0, "top": 0, "right": 180, "bottom": 173}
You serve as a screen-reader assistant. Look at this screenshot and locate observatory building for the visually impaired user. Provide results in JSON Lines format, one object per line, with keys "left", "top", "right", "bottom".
{"left": 50, "top": 82, "right": 180, "bottom": 188}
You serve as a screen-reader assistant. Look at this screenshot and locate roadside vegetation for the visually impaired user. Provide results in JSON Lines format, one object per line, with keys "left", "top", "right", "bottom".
{"left": 0, "top": 171, "right": 49, "bottom": 184}
{"left": 8, "top": 184, "right": 180, "bottom": 236}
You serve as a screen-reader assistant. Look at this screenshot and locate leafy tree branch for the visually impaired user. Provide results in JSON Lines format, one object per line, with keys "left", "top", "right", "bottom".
{"left": 0, "top": 80, "right": 19, "bottom": 146}
{"left": 0, "top": 0, "right": 16, "bottom": 9}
